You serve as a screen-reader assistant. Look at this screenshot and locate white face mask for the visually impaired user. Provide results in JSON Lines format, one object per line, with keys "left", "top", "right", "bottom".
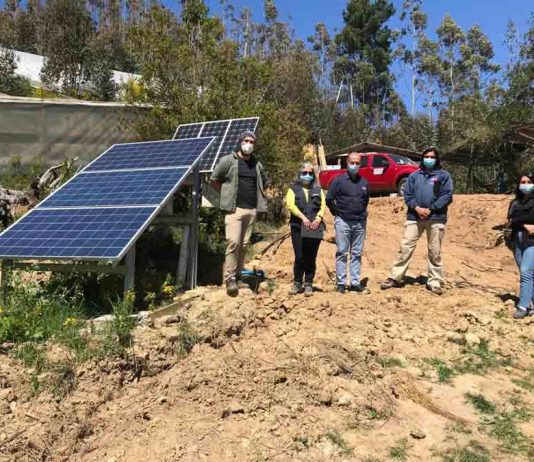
{"left": 241, "top": 142, "right": 254, "bottom": 155}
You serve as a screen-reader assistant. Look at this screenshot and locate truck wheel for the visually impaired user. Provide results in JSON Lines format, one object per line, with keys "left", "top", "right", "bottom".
{"left": 397, "top": 177, "right": 407, "bottom": 196}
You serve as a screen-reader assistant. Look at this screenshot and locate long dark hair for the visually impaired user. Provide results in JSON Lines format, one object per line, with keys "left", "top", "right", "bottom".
{"left": 514, "top": 172, "right": 534, "bottom": 200}
{"left": 420, "top": 146, "right": 441, "bottom": 169}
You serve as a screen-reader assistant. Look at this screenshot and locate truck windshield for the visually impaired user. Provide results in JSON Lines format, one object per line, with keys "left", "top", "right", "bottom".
{"left": 390, "top": 154, "right": 417, "bottom": 165}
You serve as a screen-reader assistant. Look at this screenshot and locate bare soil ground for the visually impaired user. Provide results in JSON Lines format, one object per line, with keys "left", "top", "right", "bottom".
{"left": 1, "top": 195, "right": 533, "bottom": 462}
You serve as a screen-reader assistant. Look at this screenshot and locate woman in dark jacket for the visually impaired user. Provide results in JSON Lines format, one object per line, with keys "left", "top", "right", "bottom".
{"left": 285, "top": 162, "right": 326, "bottom": 297}
{"left": 508, "top": 172, "right": 534, "bottom": 319}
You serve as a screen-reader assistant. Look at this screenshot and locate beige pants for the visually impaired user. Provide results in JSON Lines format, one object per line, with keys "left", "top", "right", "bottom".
{"left": 390, "top": 220, "right": 446, "bottom": 287}
{"left": 224, "top": 208, "right": 257, "bottom": 283}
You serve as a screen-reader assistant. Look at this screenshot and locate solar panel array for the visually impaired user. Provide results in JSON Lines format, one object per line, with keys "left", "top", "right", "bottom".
{"left": 0, "top": 138, "right": 214, "bottom": 261}
{"left": 174, "top": 117, "right": 259, "bottom": 172}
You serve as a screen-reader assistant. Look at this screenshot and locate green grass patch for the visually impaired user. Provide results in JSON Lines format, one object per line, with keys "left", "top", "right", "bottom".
{"left": 323, "top": 430, "right": 353, "bottom": 455}
{"left": 441, "top": 440, "right": 490, "bottom": 462}
{"left": 512, "top": 369, "right": 534, "bottom": 392}
{"left": 465, "top": 393, "right": 496, "bottom": 414}
{"left": 175, "top": 320, "right": 201, "bottom": 358}
{"left": 424, "top": 357, "right": 455, "bottom": 383}
{"left": 454, "top": 339, "right": 511, "bottom": 376}
{"left": 2, "top": 278, "right": 140, "bottom": 395}
{"left": 388, "top": 438, "right": 409, "bottom": 461}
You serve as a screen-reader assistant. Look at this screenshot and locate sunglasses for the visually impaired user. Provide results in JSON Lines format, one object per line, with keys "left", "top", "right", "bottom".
{"left": 243, "top": 139, "right": 256, "bottom": 144}
{"left": 301, "top": 171, "right": 314, "bottom": 175}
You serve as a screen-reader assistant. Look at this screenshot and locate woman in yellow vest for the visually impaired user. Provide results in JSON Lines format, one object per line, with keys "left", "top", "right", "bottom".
{"left": 285, "top": 162, "right": 326, "bottom": 296}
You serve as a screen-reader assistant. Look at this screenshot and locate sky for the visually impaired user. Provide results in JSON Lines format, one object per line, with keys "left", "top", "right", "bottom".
{"left": 201, "top": 0, "right": 533, "bottom": 108}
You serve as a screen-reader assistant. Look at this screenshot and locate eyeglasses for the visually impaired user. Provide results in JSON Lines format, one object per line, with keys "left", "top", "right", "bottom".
{"left": 243, "top": 139, "right": 256, "bottom": 144}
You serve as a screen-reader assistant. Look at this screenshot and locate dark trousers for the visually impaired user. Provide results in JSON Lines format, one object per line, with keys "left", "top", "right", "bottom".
{"left": 290, "top": 225, "right": 321, "bottom": 284}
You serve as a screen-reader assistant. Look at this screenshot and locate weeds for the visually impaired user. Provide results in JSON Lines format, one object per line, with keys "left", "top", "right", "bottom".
{"left": 110, "top": 291, "right": 136, "bottom": 347}
{"left": 324, "top": 431, "right": 353, "bottom": 455}
{"left": 2, "top": 279, "right": 140, "bottom": 396}
{"left": 424, "top": 357, "right": 455, "bottom": 383}
{"left": 377, "top": 356, "right": 404, "bottom": 368}
{"left": 512, "top": 369, "right": 534, "bottom": 392}
{"left": 441, "top": 440, "right": 490, "bottom": 462}
{"left": 465, "top": 393, "right": 496, "bottom": 414}
{"left": 423, "top": 341, "right": 511, "bottom": 385}
{"left": 464, "top": 390, "right": 534, "bottom": 456}
{"left": 388, "top": 438, "right": 409, "bottom": 461}
{"left": 455, "top": 339, "right": 511, "bottom": 375}
{"left": 175, "top": 320, "right": 201, "bottom": 358}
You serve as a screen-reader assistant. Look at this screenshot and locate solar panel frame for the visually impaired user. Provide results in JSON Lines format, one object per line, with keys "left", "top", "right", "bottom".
{"left": 0, "top": 206, "right": 158, "bottom": 260}
{"left": 85, "top": 138, "right": 215, "bottom": 172}
{"left": 37, "top": 168, "right": 190, "bottom": 208}
{"left": 173, "top": 117, "right": 259, "bottom": 172}
{"left": 0, "top": 137, "right": 216, "bottom": 262}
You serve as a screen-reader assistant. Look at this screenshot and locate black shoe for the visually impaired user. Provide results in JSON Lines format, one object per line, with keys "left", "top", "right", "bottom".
{"left": 350, "top": 284, "right": 370, "bottom": 294}
{"left": 336, "top": 284, "right": 346, "bottom": 294}
{"left": 226, "top": 278, "right": 238, "bottom": 297}
{"left": 380, "top": 278, "right": 400, "bottom": 290}
{"left": 289, "top": 282, "right": 303, "bottom": 295}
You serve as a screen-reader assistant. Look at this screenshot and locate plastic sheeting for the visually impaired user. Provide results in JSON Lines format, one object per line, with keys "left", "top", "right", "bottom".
{"left": 0, "top": 100, "right": 139, "bottom": 166}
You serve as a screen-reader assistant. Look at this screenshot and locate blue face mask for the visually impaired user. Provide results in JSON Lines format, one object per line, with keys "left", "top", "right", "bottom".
{"left": 423, "top": 158, "right": 436, "bottom": 169}
{"left": 519, "top": 184, "right": 534, "bottom": 194}
{"left": 348, "top": 165, "right": 359, "bottom": 175}
{"left": 300, "top": 173, "right": 314, "bottom": 184}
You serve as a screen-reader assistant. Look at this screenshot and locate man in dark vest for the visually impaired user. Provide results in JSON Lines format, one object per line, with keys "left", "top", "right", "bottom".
{"left": 326, "top": 152, "right": 370, "bottom": 294}
{"left": 210, "top": 131, "right": 268, "bottom": 297}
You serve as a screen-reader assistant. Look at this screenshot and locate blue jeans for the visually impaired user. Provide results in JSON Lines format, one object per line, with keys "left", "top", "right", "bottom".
{"left": 334, "top": 217, "right": 366, "bottom": 286}
{"left": 514, "top": 238, "right": 534, "bottom": 310}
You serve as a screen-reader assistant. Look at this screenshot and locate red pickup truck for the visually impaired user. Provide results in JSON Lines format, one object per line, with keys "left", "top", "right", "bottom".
{"left": 319, "top": 152, "right": 419, "bottom": 195}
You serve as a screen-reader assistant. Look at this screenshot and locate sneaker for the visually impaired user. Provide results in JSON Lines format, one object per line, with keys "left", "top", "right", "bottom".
{"left": 304, "top": 283, "right": 313, "bottom": 297}
{"left": 289, "top": 282, "right": 303, "bottom": 295}
{"left": 350, "top": 284, "right": 370, "bottom": 294}
{"left": 426, "top": 284, "right": 443, "bottom": 295}
{"left": 380, "top": 278, "right": 400, "bottom": 290}
{"left": 226, "top": 278, "right": 238, "bottom": 297}
{"left": 512, "top": 307, "right": 529, "bottom": 319}
{"left": 336, "top": 284, "right": 346, "bottom": 294}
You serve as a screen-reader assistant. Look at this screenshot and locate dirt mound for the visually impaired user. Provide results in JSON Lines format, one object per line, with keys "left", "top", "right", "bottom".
{"left": 1, "top": 195, "right": 533, "bottom": 461}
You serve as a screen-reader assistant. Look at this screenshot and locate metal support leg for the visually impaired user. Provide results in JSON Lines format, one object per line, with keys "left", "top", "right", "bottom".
{"left": 176, "top": 224, "right": 191, "bottom": 288}
{"left": 0, "top": 260, "right": 10, "bottom": 306}
{"left": 189, "top": 167, "right": 201, "bottom": 289}
{"left": 124, "top": 245, "right": 136, "bottom": 293}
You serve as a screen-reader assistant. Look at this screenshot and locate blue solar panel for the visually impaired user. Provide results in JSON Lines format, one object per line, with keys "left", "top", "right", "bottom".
{"left": 0, "top": 207, "right": 156, "bottom": 260}
{"left": 0, "top": 135, "right": 214, "bottom": 261}
{"left": 86, "top": 138, "right": 213, "bottom": 172}
{"left": 174, "top": 117, "right": 259, "bottom": 172}
{"left": 39, "top": 168, "right": 189, "bottom": 208}
{"left": 175, "top": 123, "right": 202, "bottom": 139}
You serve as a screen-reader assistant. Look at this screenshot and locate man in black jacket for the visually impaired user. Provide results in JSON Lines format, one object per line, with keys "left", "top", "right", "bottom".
{"left": 326, "top": 152, "right": 370, "bottom": 294}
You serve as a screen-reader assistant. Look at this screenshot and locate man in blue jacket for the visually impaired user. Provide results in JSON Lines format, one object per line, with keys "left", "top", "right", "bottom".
{"left": 381, "top": 147, "right": 453, "bottom": 295}
{"left": 326, "top": 152, "right": 370, "bottom": 294}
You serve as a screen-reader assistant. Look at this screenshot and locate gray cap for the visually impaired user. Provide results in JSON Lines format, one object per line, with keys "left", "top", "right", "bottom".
{"left": 239, "top": 130, "right": 257, "bottom": 143}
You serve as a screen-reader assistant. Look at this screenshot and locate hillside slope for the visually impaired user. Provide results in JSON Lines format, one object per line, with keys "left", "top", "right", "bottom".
{"left": 1, "top": 195, "right": 533, "bottom": 462}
